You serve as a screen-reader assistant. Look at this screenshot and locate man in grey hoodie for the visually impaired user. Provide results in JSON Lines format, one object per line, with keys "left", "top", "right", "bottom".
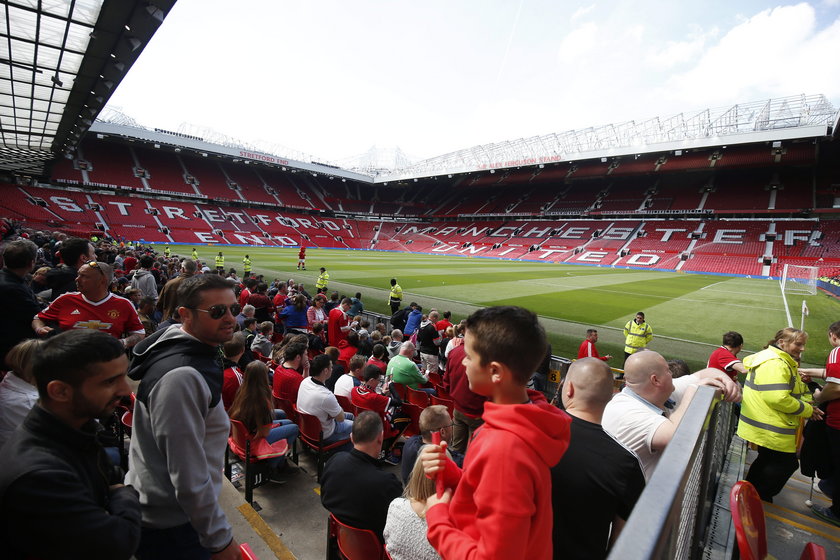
{"left": 126, "top": 274, "right": 241, "bottom": 559}
{"left": 130, "top": 255, "right": 158, "bottom": 300}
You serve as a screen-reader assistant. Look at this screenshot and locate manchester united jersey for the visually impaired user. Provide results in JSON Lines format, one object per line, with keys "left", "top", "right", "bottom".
{"left": 37, "top": 291, "right": 145, "bottom": 339}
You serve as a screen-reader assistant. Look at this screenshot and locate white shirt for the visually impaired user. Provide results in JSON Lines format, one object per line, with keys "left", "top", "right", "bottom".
{"left": 0, "top": 373, "right": 40, "bottom": 449}
{"left": 333, "top": 374, "right": 356, "bottom": 399}
{"left": 296, "top": 377, "right": 342, "bottom": 439}
{"left": 602, "top": 374, "right": 697, "bottom": 481}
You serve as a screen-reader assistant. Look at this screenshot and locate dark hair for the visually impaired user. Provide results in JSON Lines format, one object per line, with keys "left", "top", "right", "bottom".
{"left": 33, "top": 330, "right": 125, "bottom": 400}
{"left": 243, "top": 317, "right": 257, "bottom": 329}
{"left": 176, "top": 274, "right": 233, "bottom": 310}
{"left": 443, "top": 310, "right": 451, "bottom": 319}
{"left": 362, "top": 364, "right": 382, "bottom": 382}
{"left": 464, "top": 306, "right": 547, "bottom": 385}
{"left": 354, "top": 292, "right": 361, "bottom": 299}
{"left": 292, "top": 294, "right": 307, "bottom": 311}
{"left": 372, "top": 343, "right": 385, "bottom": 359}
{"left": 58, "top": 237, "right": 91, "bottom": 268}
{"left": 310, "top": 354, "right": 332, "bottom": 378}
{"left": 722, "top": 331, "right": 744, "bottom": 348}
{"left": 325, "top": 346, "right": 339, "bottom": 361}
{"left": 830, "top": 321, "right": 840, "bottom": 338}
{"left": 182, "top": 259, "right": 197, "bottom": 273}
{"left": 586, "top": 328, "right": 597, "bottom": 336}
{"left": 390, "top": 278, "right": 397, "bottom": 286}
{"left": 283, "top": 341, "right": 307, "bottom": 362}
{"left": 346, "top": 330, "right": 359, "bottom": 346}
{"left": 341, "top": 297, "right": 351, "bottom": 305}
{"left": 352, "top": 410, "right": 383, "bottom": 444}
{"left": 2, "top": 238, "right": 37, "bottom": 268}
{"left": 636, "top": 312, "right": 645, "bottom": 319}
{"left": 139, "top": 255, "right": 154, "bottom": 268}
{"left": 139, "top": 296, "right": 156, "bottom": 308}
{"left": 667, "top": 359, "right": 691, "bottom": 379}
{"left": 223, "top": 332, "right": 246, "bottom": 357}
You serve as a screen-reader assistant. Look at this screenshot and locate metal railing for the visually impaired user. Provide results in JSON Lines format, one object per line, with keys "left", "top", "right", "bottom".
{"left": 607, "top": 387, "right": 740, "bottom": 560}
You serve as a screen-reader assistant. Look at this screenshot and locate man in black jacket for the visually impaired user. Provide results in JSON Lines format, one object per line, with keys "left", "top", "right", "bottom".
{"left": 0, "top": 329, "right": 141, "bottom": 560}
{"left": 320, "top": 411, "right": 402, "bottom": 542}
{"left": 0, "top": 239, "right": 40, "bottom": 368}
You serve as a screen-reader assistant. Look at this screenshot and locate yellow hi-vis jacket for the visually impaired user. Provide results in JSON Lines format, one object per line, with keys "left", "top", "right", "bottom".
{"left": 316, "top": 271, "right": 329, "bottom": 289}
{"left": 215, "top": 255, "right": 224, "bottom": 268}
{"left": 736, "top": 345, "right": 813, "bottom": 453}
{"left": 623, "top": 320, "right": 653, "bottom": 354}
{"left": 389, "top": 283, "right": 403, "bottom": 302}
{"left": 242, "top": 257, "right": 251, "bottom": 273}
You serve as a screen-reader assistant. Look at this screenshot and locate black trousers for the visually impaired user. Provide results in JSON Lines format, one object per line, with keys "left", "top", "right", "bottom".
{"left": 745, "top": 445, "right": 799, "bottom": 502}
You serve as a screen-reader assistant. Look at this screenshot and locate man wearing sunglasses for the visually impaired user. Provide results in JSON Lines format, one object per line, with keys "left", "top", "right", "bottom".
{"left": 126, "top": 274, "right": 242, "bottom": 560}
{"left": 33, "top": 261, "right": 145, "bottom": 349}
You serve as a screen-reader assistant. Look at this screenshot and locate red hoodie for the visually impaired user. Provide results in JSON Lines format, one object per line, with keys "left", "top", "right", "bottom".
{"left": 426, "top": 391, "right": 571, "bottom": 560}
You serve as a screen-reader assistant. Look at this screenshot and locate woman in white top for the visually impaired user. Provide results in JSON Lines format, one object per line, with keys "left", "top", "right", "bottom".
{"left": 0, "top": 339, "right": 41, "bottom": 449}
{"left": 383, "top": 447, "right": 441, "bottom": 560}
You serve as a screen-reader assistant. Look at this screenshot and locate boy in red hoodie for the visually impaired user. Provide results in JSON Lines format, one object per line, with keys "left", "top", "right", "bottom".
{"left": 421, "top": 306, "right": 571, "bottom": 560}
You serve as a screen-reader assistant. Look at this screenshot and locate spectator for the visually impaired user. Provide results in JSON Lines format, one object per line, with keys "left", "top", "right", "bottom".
{"left": 273, "top": 342, "right": 308, "bottom": 403}
{"left": 435, "top": 310, "right": 453, "bottom": 335}
{"left": 45, "top": 236, "right": 94, "bottom": 300}
{"left": 387, "top": 341, "right": 432, "bottom": 392}
{"left": 156, "top": 258, "right": 196, "bottom": 321}
{"left": 404, "top": 305, "right": 423, "bottom": 337}
{"left": 388, "top": 329, "right": 404, "bottom": 359}
{"left": 278, "top": 293, "right": 309, "bottom": 333}
{"left": 0, "top": 330, "right": 140, "bottom": 559}
{"left": 391, "top": 302, "right": 417, "bottom": 333}
{"left": 401, "top": 404, "right": 463, "bottom": 485}
{"left": 297, "top": 353, "right": 354, "bottom": 447}
{"left": 251, "top": 321, "right": 274, "bottom": 357}
{"left": 248, "top": 282, "right": 274, "bottom": 323}
{"left": 229, "top": 361, "right": 298, "bottom": 470}
{"left": 325, "top": 291, "right": 340, "bottom": 313}
{"left": 33, "top": 261, "right": 146, "bottom": 349}
{"left": 603, "top": 351, "right": 741, "bottom": 481}
{"left": 420, "top": 306, "right": 571, "bottom": 559}
{"left": 357, "top": 329, "right": 373, "bottom": 358}
{"left": 737, "top": 328, "right": 819, "bottom": 502}
{"left": 222, "top": 333, "right": 247, "bottom": 411}
{"left": 551, "top": 358, "right": 645, "bottom": 559}
{"left": 443, "top": 341, "right": 487, "bottom": 454}
{"left": 0, "top": 239, "right": 40, "bottom": 368}
{"left": 801, "top": 321, "right": 840, "bottom": 526}
{"left": 667, "top": 359, "right": 691, "bottom": 378}
{"left": 324, "top": 346, "right": 344, "bottom": 392}
{"left": 130, "top": 255, "right": 158, "bottom": 300}
{"left": 337, "top": 330, "right": 361, "bottom": 370}
{"left": 623, "top": 311, "right": 653, "bottom": 364}
{"left": 384, "top": 450, "right": 442, "bottom": 560}
{"left": 707, "top": 331, "right": 749, "bottom": 381}
{"left": 0, "top": 339, "right": 41, "bottom": 449}
{"left": 238, "top": 277, "right": 257, "bottom": 309}
{"left": 137, "top": 296, "right": 158, "bottom": 336}
{"left": 236, "top": 303, "right": 255, "bottom": 329}
{"left": 578, "top": 328, "right": 611, "bottom": 362}
{"left": 351, "top": 364, "right": 410, "bottom": 464}
{"left": 349, "top": 292, "right": 364, "bottom": 315}
{"left": 328, "top": 297, "right": 354, "bottom": 346}
{"left": 335, "top": 354, "right": 366, "bottom": 398}
{"left": 367, "top": 343, "right": 388, "bottom": 374}
{"left": 418, "top": 311, "right": 442, "bottom": 375}
{"left": 307, "top": 293, "right": 328, "bottom": 331}
{"left": 126, "top": 274, "right": 241, "bottom": 559}
{"left": 321, "top": 411, "right": 402, "bottom": 542}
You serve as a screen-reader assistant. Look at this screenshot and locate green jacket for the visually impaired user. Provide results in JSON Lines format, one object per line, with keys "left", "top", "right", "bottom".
{"left": 736, "top": 345, "right": 813, "bottom": 453}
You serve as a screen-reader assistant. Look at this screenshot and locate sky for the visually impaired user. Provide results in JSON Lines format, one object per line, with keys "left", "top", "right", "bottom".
{"left": 105, "top": 0, "right": 840, "bottom": 167}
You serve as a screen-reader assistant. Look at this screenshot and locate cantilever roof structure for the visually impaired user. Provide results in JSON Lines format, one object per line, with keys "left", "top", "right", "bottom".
{"left": 0, "top": 0, "right": 175, "bottom": 177}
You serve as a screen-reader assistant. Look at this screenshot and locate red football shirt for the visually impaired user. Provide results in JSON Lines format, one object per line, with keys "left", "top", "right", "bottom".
{"left": 707, "top": 346, "right": 742, "bottom": 381}
{"left": 328, "top": 307, "right": 349, "bottom": 345}
{"left": 351, "top": 384, "right": 398, "bottom": 438}
{"left": 825, "top": 347, "right": 840, "bottom": 429}
{"left": 273, "top": 365, "right": 304, "bottom": 403}
{"left": 37, "top": 292, "right": 144, "bottom": 340}
{"left": 577, "top": 339, "right": 608, "bottom": 361}
{"left": 222, "top": 366, "right": 244, "bottom": 410}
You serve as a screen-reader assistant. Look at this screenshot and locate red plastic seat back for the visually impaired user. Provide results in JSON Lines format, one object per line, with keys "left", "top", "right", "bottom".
{"left": 228, "top": 419, "right": 287, "bottom": 462}
{"left": 295, "top": 407, "right": 324, "bottom": 445}
{"left": 430, "top": 395, "right": 455, "bottom": 418}
{"left": 389, "top": 382, "right": 407, "bottom": 401}
{"left": 800, "top": 542, "right": 827, "bottom": 560}
{"left": 329, "top": 514, "right": 385, "bottom": 560}
{"left": 401, "top": 402, "right": 422, "bottom": 438}
{"left": 336, "top": 395, "right": 356, "bottom": 414}
{"left": 729, "top": 480, "right": 766, "bottom": 560}
{"left": 406, "top": 386, "right": 431, "bottom": 408}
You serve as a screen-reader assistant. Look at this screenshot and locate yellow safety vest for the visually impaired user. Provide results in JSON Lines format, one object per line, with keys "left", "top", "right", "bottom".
{"left": 243, "top": 257, "right": 251, "bottom": 272}
{"left": 737, "top": 346, "right": 813, "bottom": 453}
{"left": 316, "top": 271, "right": 329, "bottom": 289}
{"left": 389, "top": 283, "right": 403, "bottom": 301}
{"left": 623, "top": 320, "right": 653, "bottom": 354}
{"left": 215, "top": 255, "right": 224, "bottom": 268}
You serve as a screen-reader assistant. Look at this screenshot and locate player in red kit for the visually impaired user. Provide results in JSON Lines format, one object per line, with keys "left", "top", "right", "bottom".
{"left": 297, "top": 246, "right": 306, "bottom": 270}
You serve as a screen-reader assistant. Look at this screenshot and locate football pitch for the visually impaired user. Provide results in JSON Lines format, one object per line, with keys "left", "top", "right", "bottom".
{"left": 165, "top": 245, "right": 840, "bottom": 370}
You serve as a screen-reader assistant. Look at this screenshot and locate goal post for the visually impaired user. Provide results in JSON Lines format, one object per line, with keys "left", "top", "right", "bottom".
{"left": 780, "top": 263, "right": 818, "bottom": 296}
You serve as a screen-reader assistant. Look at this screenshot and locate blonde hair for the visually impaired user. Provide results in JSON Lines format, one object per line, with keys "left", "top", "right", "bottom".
{"left": 404, "top": 446, "right": 436, "bottom": 505}
{"left": 5, "top": 339, "right": 40, "bottom": 383}
{"left": 768, "top": 327, "right": 807, "bottom": 349}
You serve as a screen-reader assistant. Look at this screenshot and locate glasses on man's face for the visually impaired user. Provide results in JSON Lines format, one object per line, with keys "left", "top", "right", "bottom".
{"left": 191, "top": 303, "right": 241, "bottom": 320}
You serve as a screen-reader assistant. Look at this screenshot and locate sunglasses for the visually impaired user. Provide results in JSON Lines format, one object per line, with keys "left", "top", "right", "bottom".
{"left": 87, "top": 260, "right": 105, "bottom": 277}
{"left": 191, "top": 303, "right": 241, "bottom": 320}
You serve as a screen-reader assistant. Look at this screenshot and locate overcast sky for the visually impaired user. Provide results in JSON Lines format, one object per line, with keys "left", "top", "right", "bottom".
{"left": 105, "top": 0, "right": 840, "bottom": 165}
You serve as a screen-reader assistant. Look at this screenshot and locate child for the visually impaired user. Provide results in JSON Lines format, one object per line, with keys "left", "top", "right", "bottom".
{"left": 421, "top": 306, "right": 571, "bottom": 559}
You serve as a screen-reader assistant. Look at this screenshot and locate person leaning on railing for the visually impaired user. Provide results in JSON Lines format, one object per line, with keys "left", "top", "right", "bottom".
{"left": 737, "top": 327, "right": 822, "bottom": 503}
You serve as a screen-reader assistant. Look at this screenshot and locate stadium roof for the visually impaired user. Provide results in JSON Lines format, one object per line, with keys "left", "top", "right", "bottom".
{"left": 0, "top": 0, "right": 174, "bottom": 177}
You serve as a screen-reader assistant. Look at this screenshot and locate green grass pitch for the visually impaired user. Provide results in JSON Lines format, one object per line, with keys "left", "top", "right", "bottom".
{"left": 163, "top": 245, "right": 839, "bottom": 371}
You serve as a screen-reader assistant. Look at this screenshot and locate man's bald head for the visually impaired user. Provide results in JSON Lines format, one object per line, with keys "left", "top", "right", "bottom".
{"left": 563, "top": 358, "right": 614, "bottom": 410}
{"left": 623, "top": 350, "right": 668, "bottom": 385}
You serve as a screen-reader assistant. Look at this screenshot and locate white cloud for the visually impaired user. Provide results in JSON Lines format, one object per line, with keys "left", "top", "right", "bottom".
{"left": 571, "top": 4, "right": 596, "bottom": 22}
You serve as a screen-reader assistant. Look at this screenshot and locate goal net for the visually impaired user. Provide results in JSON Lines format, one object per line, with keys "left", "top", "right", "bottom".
{"left": 780, "top": 264, "right": 818, "bottom": 296}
